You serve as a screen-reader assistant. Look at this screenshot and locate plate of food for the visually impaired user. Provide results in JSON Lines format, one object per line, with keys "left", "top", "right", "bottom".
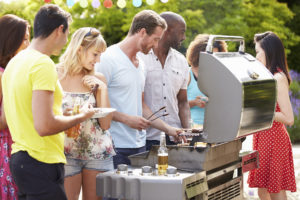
{"left": 92, "top": 108, "right": 116, "bottom": 118}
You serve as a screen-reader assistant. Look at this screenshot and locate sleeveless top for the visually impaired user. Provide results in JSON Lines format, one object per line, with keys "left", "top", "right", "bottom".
{"left": 187, "top": 69, "right": 206, "bottom": 125}
{"left": 62, "top": 92, "right": 115, "bottom": 160}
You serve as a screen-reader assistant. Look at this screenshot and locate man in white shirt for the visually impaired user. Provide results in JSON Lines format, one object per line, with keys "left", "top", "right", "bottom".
{"left": 139, "top": 12, "right": 191, "bottom": 150}
{"left": 96, "top": 10, "right": 182, "bottom": 168}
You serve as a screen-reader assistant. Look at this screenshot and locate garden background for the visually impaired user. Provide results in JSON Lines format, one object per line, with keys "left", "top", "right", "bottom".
{"left": 1, "top": 0, "right": 300, "bottom": 142}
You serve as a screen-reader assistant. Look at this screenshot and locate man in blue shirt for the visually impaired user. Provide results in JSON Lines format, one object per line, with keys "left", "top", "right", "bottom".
{"left": 96, "top": 10, "right": 181, "bottom": 168}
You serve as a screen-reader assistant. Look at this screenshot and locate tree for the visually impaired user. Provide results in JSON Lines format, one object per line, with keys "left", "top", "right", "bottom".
{"left": 278, "top": 0, "right": 300, "bottom": 71}
{"left": 0, "top": 0, "right": 299, "bottom": 70}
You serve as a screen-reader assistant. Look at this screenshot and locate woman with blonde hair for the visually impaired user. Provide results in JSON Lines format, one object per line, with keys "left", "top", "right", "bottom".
{"left": 57, "top": 27, "right": 115, "bottom": 200}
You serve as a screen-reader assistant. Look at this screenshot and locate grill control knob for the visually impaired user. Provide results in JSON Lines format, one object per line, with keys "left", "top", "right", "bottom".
{"left": 117, "top": 164, "right": 128, "bottom": 174}
{"left": 117, "top": 164, "right": 128, "bottom": 171}
{"left": 141, "top": 166, "right": 153, "bottom": 176}
{"left": 166, "top": 167, "right": 177, "bottom": 177}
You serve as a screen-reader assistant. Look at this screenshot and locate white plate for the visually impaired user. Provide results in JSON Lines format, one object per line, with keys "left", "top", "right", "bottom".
{"left": 92, "top": 108, "right": 116, "bottom": 118}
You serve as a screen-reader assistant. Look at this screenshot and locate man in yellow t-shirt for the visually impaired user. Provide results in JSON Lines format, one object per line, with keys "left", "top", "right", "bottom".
{"left": 2, "top": 5, "right": 95, "bottom": 200}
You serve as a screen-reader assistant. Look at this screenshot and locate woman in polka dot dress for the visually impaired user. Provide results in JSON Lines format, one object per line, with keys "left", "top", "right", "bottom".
{"left": 248, "top": 31, "right": 296, "bottom": 200}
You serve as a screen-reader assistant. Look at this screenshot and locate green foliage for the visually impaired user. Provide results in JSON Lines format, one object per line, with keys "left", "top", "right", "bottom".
{"left": 0, "top": 0, "right": 299, "bottom": 69}
{"left": 286, "top": 3, "right": 300, "bottom": 72}
{"left": 1, "top": 0, "right": 300, "bottom": 142}
{"left": 287, "top": 80, "right": 300, "bottom": 143}
{"left": 288, "top": 115, "right": 300, "bottom": 143}
{"left": 287, "top": 70, "right": 300, "bottom": 143}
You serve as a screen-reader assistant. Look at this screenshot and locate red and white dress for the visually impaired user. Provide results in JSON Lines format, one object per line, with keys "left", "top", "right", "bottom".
{"left": 248, "top": 103, "right": 296, "bottom": 193}
{"left": 0, "top": 67, "right": 18, "bottom": 200}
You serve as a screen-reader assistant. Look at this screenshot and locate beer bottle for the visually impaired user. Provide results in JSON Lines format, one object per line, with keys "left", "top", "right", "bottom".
{"left": 72, "top": 97, "right": 81, "bottom": 139}
{"left": 65, "top": 97, "right": 81, "bottom": 139}
{"left": 158, "top": 132, "right": 168, "bottom": 175}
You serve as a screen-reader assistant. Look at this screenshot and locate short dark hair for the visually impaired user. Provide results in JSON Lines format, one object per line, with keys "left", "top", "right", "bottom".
{"left": 254, "top": 31, "right": 291, "bottom": 84}
{"left": 128, "top": 10, "right": 167, "bottom": 36}
{"left": 34, "top": 4, "right": 71, "bottom": 39}
{"left": 0, "top": 14, "right": 29, "bottom": 68}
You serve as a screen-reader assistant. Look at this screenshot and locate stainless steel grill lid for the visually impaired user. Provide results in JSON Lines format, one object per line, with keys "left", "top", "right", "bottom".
{"left": 198, "top": 35, "right": 276, "bottom": 143}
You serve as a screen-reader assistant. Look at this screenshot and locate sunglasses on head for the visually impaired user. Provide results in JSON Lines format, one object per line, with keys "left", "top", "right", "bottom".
{"left": 84, "top": 28, "right": 100, "bottom": 38}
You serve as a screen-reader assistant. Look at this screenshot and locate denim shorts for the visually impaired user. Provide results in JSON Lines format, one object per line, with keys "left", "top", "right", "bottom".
{"left": 65, "top": 157, "right": 114, "bottom": 177}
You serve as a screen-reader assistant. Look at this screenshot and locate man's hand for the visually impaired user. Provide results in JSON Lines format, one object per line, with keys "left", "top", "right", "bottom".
{"left": 63, "top": 107, "right": 73, "bottom": 116}
{"left": 166, "top": 127, "right": 186, "bottom": 143}
{"left": 79, "top": 103, "right": 96, "bottom": 120}
{"left": 126, "top": 116, "right": 151, "bottom": 131}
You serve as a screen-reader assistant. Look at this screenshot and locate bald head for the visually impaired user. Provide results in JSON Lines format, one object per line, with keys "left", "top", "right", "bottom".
{"left": 160, "top": 12, "right": 185, "bottom": 29}
{"left": 159, "top": 12, "right": 186, "bottom": 50}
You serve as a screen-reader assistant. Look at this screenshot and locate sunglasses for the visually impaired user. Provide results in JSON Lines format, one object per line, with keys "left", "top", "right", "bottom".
{"left": 84, "top": 28, "right": 100, "bottom": 38}
{"left": 147, "top": 106, "right": 169, "bottom": 122}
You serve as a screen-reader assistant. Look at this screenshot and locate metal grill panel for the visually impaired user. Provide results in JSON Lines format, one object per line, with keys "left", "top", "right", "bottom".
{"left": 185, "top": 176, "right": 208, "bottom": 199}
{"left": 187, "top": 178, "right": 204, "bottom": 188}
{"left": 207, "top": 177, "right": 242, "bottom": 200}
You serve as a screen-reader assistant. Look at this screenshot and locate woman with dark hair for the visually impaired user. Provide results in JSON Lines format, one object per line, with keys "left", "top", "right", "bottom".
{"left": 0, "top": 14, "right": 30, "bottom": 200}
{"left": 186, "top": 34, "right": 227, "bottom": 127}
{"left": 248, "top": 31, "right": 296, "bottom": 200}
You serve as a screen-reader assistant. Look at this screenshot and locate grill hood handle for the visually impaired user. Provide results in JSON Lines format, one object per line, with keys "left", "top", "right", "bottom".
{"left": 206, "top": 35, "right": 245, "bottom": 54}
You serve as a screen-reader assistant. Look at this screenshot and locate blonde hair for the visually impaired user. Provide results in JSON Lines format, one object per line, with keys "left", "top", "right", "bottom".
{"left": 58, "top": 27, "right": 106, "bottom": 78}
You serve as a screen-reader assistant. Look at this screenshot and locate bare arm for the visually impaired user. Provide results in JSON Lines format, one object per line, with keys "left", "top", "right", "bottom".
{"left": 0, "top": 73, "right": 7, "bottom": 130}
{"left": 94, "top": 74, "right": 112, "bottom": 130}
{"left": 274, "top": 73, "right": 294, "bottom": 126}
{"left": 0, "top": 72, "right": 2, "bottom": 102}
{"left": 95, "top": 86, "right": 112, "bottom": 130}
{"left": 189, "top": 96, "right": 206, "bottom": 108}
{"left": 112, "top": 111, "right": 150, "bottom": 131}
{"left": 0, "top": 100, "right": 7, "bottom": 130}
{"left": 142, "top": 93, "right": 181, "bottom": 138}
{"left": 32, "top": 90, "right": 95, "bottom": 137}
{"left": 177, "top": 89, "right": 191, "bottom": 128}
{"left": 82, "top": 74, "right": 113, "bottom": 130}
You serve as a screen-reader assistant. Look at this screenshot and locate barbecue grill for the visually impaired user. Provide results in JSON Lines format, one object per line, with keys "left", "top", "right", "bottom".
{"left": 96, "top": 35, "right": 276, "bottom": 200}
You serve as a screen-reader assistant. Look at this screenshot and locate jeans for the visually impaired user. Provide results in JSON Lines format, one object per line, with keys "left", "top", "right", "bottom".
{"left": 146, "top": 140, "right": 160, "bottom": 151}
{"left": 146, "top": 135, "right": 176, "bottom": 151}
{"left": 64, "top": 157, "right": 114, "bottom": 177}
{"left": 113, "top": 146, "right": 146, "bottom": 169}
{"left": 10, "top": 151, "right": 67, "bottom": 200}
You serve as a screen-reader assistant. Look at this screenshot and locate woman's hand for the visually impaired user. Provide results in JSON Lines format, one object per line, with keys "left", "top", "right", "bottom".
{"left": 82, "top": 75, "right": 107, "bottom": 90}
{"left": 63, "top": 107, "right": 73, "bottom": 116}
{"left": 191, "top": 96, "right": 208, "bottom": 108}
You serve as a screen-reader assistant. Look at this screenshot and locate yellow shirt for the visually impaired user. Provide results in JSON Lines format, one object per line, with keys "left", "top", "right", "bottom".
{"left": 2, "top": 49, "right": 66, "bottom": 164}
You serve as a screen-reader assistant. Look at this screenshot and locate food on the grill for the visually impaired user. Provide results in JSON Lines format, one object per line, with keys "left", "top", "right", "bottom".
{"left": 192, "top": 128, "right": 202, "bottom": 133}
{"left": 179, "top": 128, "right": 202, "bottom": 136}
{"left": 194, "top": 142, "right": 207, "bottom": 148}
{"left": 176, "top": 143, "right": 189, "bottom": 147}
